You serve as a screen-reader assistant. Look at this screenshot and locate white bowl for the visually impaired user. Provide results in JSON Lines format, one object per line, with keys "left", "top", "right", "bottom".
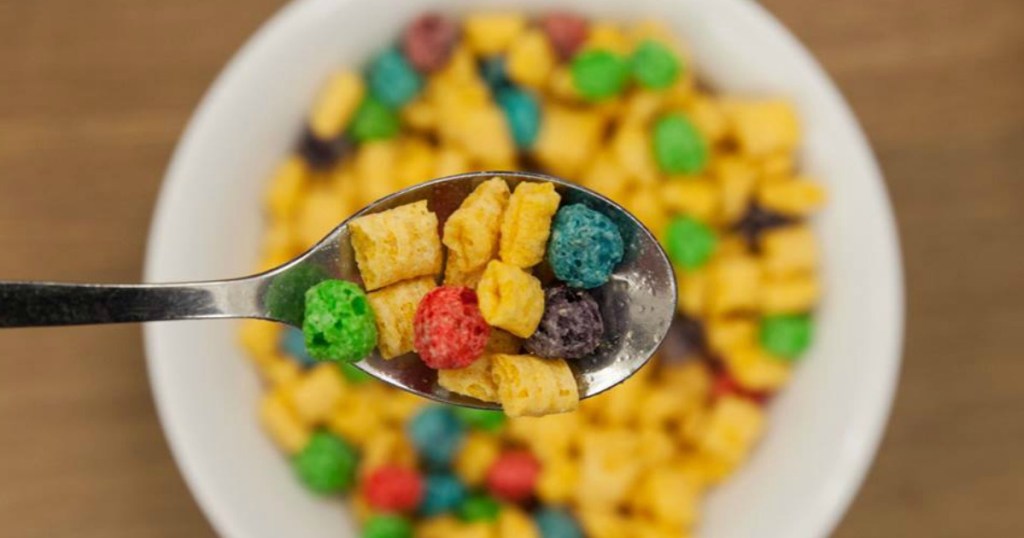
{"left": 143, "top": 0, "right": 904, "bottom": 536}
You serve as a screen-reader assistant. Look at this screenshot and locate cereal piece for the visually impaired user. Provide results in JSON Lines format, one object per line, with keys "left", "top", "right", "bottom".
{"left": 696, "top": 395, "right": 765, "bottom": 472}
{"left": 761, "top": 225, "right": 818, "bottom": 275}
{"left": 534, "top": 508, "right": 584, "bottom": 538}
{"left": 757, "top": 177, "right": 826, "bottom": 216}
{"left": 575, "top": 428, "right": 641, "bottom": 509}
{"left": 622, "top": 185, "right": 669, "bottom": 238}
{"left": 302, "top": 280, "right": 377, "bottom": 363}
{"left": 419, "top": 473, "right": 468, "bottom": 516}
{"left": 455, "top": 432, "right": 501, "bottom": 487}
{"left": 547, "top": 65, "right": 582, "bottom": 102}
{"left": 486, "top": 450, "right": 540, "bottom": 502}
{"left": 292, "top": 431, "right": 358, "bottom": 494}
{"left": 298, "top": 129, "right": 353, "bottom": 172}
{"left": 525, "top": 286, "right": 603, "bottom": 359}
{"left": 447, "top": 103, "right": 517, "bottom": 168}
{"left": 366, "top": 277, "right": 435, "bottom": 359}
{"left": 364, "top": 514, "right": 413, "bottom": 538}
{"left": 326, "top": 386, "right": 386, "bottom": 447}
{"left": 532, "top": 104, "right": 606, "bottom": 179}
{"left": 582, "top": 22, "right": 631, "bottom": 55}
{"left": 675, "top": 265, "right": 708, "bottom": 315}
{"left": 547, "top": 204, "right": 625, "bottom": 289}
{"left": 414, "top": 286, "right": 490, "bottom": 369}
{"left": 364, "top": 466, "right": 424, "bottom": 512}
{"left": 408, "top": 406, "right": 466, "bottom": 468}
{"left": 535, "top": 455, "right": 578, "bottom": 504}
{"left": 457, "top": 493, "right": 501, "bottom": 522}
{"left": 661, "top": 177, "right": 718, "bottom": 222}
{"left": 463, "top": 13, "right": 527, "bottom": 56}
{"left": 611, "top": 122, "right": 660, "bottom": 185}
{"left": 498, "top": 505, "right": 539, "bottom": 538}
{"left": 260, "top": 390, "right": 310, "bottom": 454}
{"left": 443, "top": 178, "right": 511, "bottom": 273}
{"left": 348, "top": 96, "right": 400, "bottom": 142}
{"left": 761, "top": 273, "right": 820, "bottom": 313}
{"left": 308, "top": 71, "right": 365, "bottom": 140}
{"left": 540, "top": 12, "right": 588, "bottom": 60}
{"left": 281, "top": 326, "right": 316, "bottom": 367}
{"left": 395, "top": 136, "right": 437, "bottom": 189}
{"left": 438, "top": 355, "right": 500, "bottom": 403}
{"left": 708, "top": 253, "right": 761, "bottom": 315}
{"left": 265, "top": 157, "right": 307, "bottom": 221}
{"left": 349, "top": 200, "right": 442, "bottom": 290}
{"left": 477, "top": 261, "right": 545, "bottom": 338}
{"left": 354, "top": 140, "right": 401, "bottom": 208}
{"left": 479, "top": 56, "right": 508, "bottom": 88}
{"left": 580, "top": 150, "right": 629, "bottom": 201}
{"left": 491, "top": 354, "right": 579, "bottom": 417}
{"left": 402, "top": 13, "right": 459, "bottom": 73}
{"left": 240, "top": 319, "right": 281, "bottom": 363}
{"left": 630, "top": 465, "right": 704, "bottom": 530}
{"left": 571, "top": 49, "right": 630, "bottom": 102}
{"left": 453, "top": 407, "right": 507, "bottom": 432}
{"left": 499, "top": 182, "right": 561, "bottom": 268}
{"left": 368, "top": 47, "right": 423, "bottom": 109}
{"left": 653, "top": 113, "right": 708, "bottom": 174}
{"left": 287, "top": 363, "right": 347, "bottom": 423}
{"left": 506, "top": 29, "right": 556, "bottom": 89}
{"left": 435, "top": 146, "right": 474, "bottom": 177}
{"left": 360, "top": 430, "right": 418, "bottom": 475}
{"left": 706, "top": 316, "right": 757, "bottom": 356}
{"left": 504, "top": 413, "right": 581, "bottom": 462}
{"left": 486, "top": 328, "right": 522, "bottom": 354}
{"left": 722, "top": 343, "right": 791, "bottom": 391}
{"left": 664, "top": 215, "right": 717, "bottom": 270}
{"left": 444, "top": 256, "right": 485, "bottom": 289}
{"left": 713, "top": 155, "right": 759, "bottom": 224}
{"left": 686, "top": 95, "right": 729, "bottom": 144}
{"left": 496, "top": 87, "right": 541, "bottom": 149}
{"left": 294, "top": 183, "right": 351, "bottom": 249}
{"left": 724, "top": 99, "right": 800, "bottom": 156}
{"left": 631, "top": 40, "right": 681, "bottom": 90}
{"left": 760, "top": 313, "right": 813, "bottom": 359}
{"left": 401, "top": 97, "right": 437, "bottom": 132}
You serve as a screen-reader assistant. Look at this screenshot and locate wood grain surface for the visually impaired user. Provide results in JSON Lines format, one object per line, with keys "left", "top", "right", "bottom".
{"left": 0, "top": 0, "right": 1021, "bottom": 536}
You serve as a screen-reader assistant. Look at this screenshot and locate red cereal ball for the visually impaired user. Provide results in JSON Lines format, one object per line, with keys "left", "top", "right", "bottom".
{"left": 540, "top": 12, "right": 589, "bottom": 60}
{"left": 486, "top": 450, "right": 541, "bottom": 502}
{"left": 712, "top": 371, "right": 770, "bottom": 404}
{"left": 402, "top": 13, "right": 460, "bottom": 73}
{"left": 364, "top": 466, "right": 424, "bottom": 512}
{"left": 414, "top": 286, "right": 490, "bottom": 369}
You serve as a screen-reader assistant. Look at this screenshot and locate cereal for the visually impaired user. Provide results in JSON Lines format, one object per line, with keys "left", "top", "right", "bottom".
{"left": 349, "top": 200, "right": 442, "bottom": 290}
{"left": 630, "top": 40, "right": 681, "bottom": 90}
{"left": 664, "top": 215, "right": 717, "bottom": 270}
{"left": 363, "top": 514, "right": 413, "bottom": 538}
{"left": 525, "top": 286, "right": 604, "bottom": 359}
{"left": 491, "top": 354, "right": 579, "bottom": 417}
{"left": 297, "top": 128, "right": 353, "bottom": 171}
{"left": 368, "top": 276, "right": 436, "bottom": 359}
{"left": 757, "top": 177, "right": 826, "bottom": 216}
{"left": 287, "top": 363, "right": 346, "bottom": 423}
{"left": 302, "top": 280, "right": 377, "bottom": 363}
{"left": 486, "top": 450, "right": 540, "bottom": 502}
{"left": 364, "top": 466, "right": 424, "bottom": 512}
{"left": 540, "top": 12, "right": 589, "bottom": 60}
{"left": 496, "top": 87, "right": 541, "bottom": 149}
{"left": 281, "top": 326, "right": 316, "bottom": 367}
{"left": 724, "top": 99, "right": 800, "bottom": 157}
{"left": 414, "top": 286, "right": 490, "bottom": 369}
{"left": 368, "top": 48, "right": 423, "bottom": 109}
{"left": 531, "top": 103, "right": 606, "bottom": 179}
{"left": 419, "top": 473, "right": 467, "bottom": 516}
{"left": 292, "top": 431, "right": 359, "bottom": 494}
{"left": 571, "top": 49, "right": 630, "bottom": 102}
{"left": 759, "top": 313, "right": 813, "bottom": 360}
{"left": 260, "top": 390, "right": 310, "bottom": 454}
{"left": 476, "top": 260, "right": 545, "bottom": 338}
{"left": 534, "top": 507, "right": 584, "bottom": 538}
{"left": 499, "top": 182, "right": 561, "bottom": 267}
{"left": 308, "top": 71, "right": 365, "bottom": 140}
{"left": 547, "top": 204, "right": 624, "bottom": 289}
{"left": 438, "top": 355, "right": 500, "bottom": 403}
{"left": 408, "top": 406, "right": 465, "bottom": 468}
{"left": 454, "top": 432, "right": 500, "bottom": 487}
{"left": 498, "top": 506, "right": 540, "bottom": 538}
{"left": 506, "top": 29, "right": 556, "bottom": 90}
{"left": 348, "top": 96, "right": 400, "bottom": 142}
{"left": 463, "top": 13, "right": 527, "bottom": 56}
{"left": 457, "top": 493, "right": 501, "bottom": 522}
{"left": 453, "top": 407, "right": 507, "bottom": 432}
{"left": 652, "top": 113, "right": 708, "bottom": 174}
{"left": 443, "top": 178, "right": 510, "bottom": 273}
{"left": 403, "top": 13, "right": 459, "bottom": 73}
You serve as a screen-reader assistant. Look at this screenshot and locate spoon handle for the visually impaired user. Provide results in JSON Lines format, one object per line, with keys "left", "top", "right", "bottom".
{"left": 0, "top": 278, "right": 267, "bottom": 327}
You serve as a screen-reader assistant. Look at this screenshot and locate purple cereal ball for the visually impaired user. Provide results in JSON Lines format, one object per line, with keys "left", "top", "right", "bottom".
{"left": 525, "top": 286, "right": 604, "bottom": 359}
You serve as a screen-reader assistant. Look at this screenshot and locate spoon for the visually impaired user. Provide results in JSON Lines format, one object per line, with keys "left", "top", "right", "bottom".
{"left": 0, "top": 171, "right": 676, "bottom": 408}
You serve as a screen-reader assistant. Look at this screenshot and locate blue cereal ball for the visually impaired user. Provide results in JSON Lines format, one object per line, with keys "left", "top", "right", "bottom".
{"left": 418, "top": 473, "right": 467, "bottom": 516}
{"left": 368, "top": 48, "right": 423, "bottom": 108}
{"left": 281, "top": 326, "right": 316, "bottom": 368}
{"left": 496, "top": 87, "right": 541, "bottom": 149}
{"left": 547, "top": 204, "right": 625, "bottom": 289}
{"left": 534, "top": 507, "right": 583, "bottom": 538}
{"left": 479, "top": 57, "right": 509, "bottom": 89}
{"left": 407, "top": 406, "right": 465, "bottom": 469}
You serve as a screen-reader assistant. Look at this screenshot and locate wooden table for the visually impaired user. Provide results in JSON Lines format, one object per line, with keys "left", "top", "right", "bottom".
{"left": 0, "top": 0, "right": 1020, "bottom": 536}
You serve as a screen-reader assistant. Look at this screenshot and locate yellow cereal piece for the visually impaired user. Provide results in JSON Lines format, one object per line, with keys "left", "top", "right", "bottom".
{"left": 583, "top": 22, "right": 631, "bottom": 55}
{"left": 448, "top": 104, "right": 517, "bottom": 168}
{"left": 532, "top": 104, "right": 606, "bottom": 179}
{"left": 435, "top": 146, "right": 474, "bottom": 177}
{"left": 367, "top": 276, "right": 436, "bottom": 359}
{"left": 379, "top": 388, "right": 427, "bottom": 425}
{"left": 491, "top": 354, "right": 579, "bottom": 417}
{"left": 294, "top": 183, "right": 350, "bottom": 250}
{"left": 435, "top": 46, "right": 480, "bottom": 83}
{"left": 612, "top": 122, "right": 661, "bottom": 185}
{"left": 395, "top": 136, "right": 437, "bottom": 189}
{"left": 761, "top": 151, "right": 796, "bottom": 179}
{"left": 260, "top": 389, "right": 310, "bottom": 454}
{"left": 762, "top": 225, "right": 819, "bottom": 276}
{"left": 661, "top": 178, "right": 719, "bottom": 222}
{"left": 708, "top": 253, "right": 762, "bottom": 315}
{"left": 444, "top": 178, "right": 511, "bottom": 273}
{"left": 308, "top": 71, "right": 365, "bottom": 139}
{"left": 505, "top": 413, "right": 581, "bottom": 462}
{"left": 349, "top": 200, "right": 442, "bottom": 291}
{"left": 265, "top": 156, "right": 308, "bottom": 221}
{"left": 630, "top": 465, "right": 704, "bottom": 530}
{"left": 486, "top": 329, "right": 522, "bottom": 354}
{"left": 712, "top": 155, "right": 758, "bottom": 224}
{"left": 477, "top": 260, "right": 545, "bottom": 337}
{"left": 757, "top": 177, "right": 825, "bottom": 216}
{"left": 665, "top": 74, "right": 697, "bottom": 109}
{"left": 685, "top": 96, "right": 729, "bottom": 144}
{"left": 589, "top": 372, "right": 645, "bottom": 427}
{"left": 416, "top": 515, "right": 462, "bottom": 538}
{"left": 463, "top": 13, "right": 527, "bottom": 56}
{"left": 285, "top": 364, "right": 347, "bottom": 424}
{"left": 354, "top": 140, "right": 401, "bottom": 208}
{"left": 262, "top": 356, "right": 302, "bottom": 387}
{"left": 498, "top": 182, "right": 560, "bottom": 268}
{"left": 506, "top": 29, "right": 556, "bottom": 89}
{"left": 359, "top": 428, "right": 418, "bottom": 475}
{"left": 623, "top": 186, "right": 668, "bottom": 240}
{"left": 761, "top": 273, "right": 820, "bottom": 313}
{"left": 637, "top": 427, "right": 676, "bottom": 469}
{"left": 622, "top": 89, "right": 666, "bottom": 126}
{"left": 536, "top": 455, "right": 578, "bottom": 504}
{"left": 239, "top": 319, "right": 281, "bottom": 363}
{"left": 444, "top": 254, "right": 485, "bottom": 289}
{"left": 656, "top": 362, "right": 712, "bottom": 423}
{"left": 454, "top": 432, "right": 501, "bottom": 487}
{"left": 498, "top": 505, "right": 539, "bottom": 538}
{"left": 578, "top": 509, "right": 633, "bottom": 538}
{"left": 706, "top": 316, "right": 758, "bottom": 356}
{"left": 575, "top": 428, "right": 642, "bottom": 509}
{"left": 580, "top": 151, "right": 630, "bottom": 202}
{"left": 722, "top": 343, "right": 791, "bottom": 391}
{"left": 401, "top": 97, "right": 437, "bottom": 132}
{"left": 547, "top": 65, "right": 581, "bottom": 102}
{"left": 326, "top": 386, "right": 384, "bottom": 447}
{"left": 697, "top": 395, "right": 765, "bottom": 473}
{"left": 725, "top": 99, "right": 800, "bottom": 157}
{"left": 438, "top": 355, "right": 500, "bottom": 403}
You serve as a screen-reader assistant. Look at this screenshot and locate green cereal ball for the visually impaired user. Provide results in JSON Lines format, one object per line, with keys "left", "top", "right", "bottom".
{"left": 653, "top": 113, "right": 708, "bottom": 174}
{"left": 458, "top": 493, "right": 501, "bottom": 522}
{"left": 570, "top": 49, "right": 630, "bottom": 101}
{"left": 363, "top": 514, "right": 413, "bottom": 538}
{"left": 292, "top": 431, "right": 358, "bottom": 494}
{"left": 348, "top": 96, "right": 400, "bottom": 142}
{"left": 760, "top": 314, "right": 814, "bottom": 360}
{"left": 452, "top": 407, "right": 507, "bottom": 432}
{"left": 631, "top": 40, "right": 681, "bottom": 89}
{"left": 664, "top": 216, "right": 717, "bottom": 270}
{"left": 303, "top": 279, "right": 377, "bottom": 363}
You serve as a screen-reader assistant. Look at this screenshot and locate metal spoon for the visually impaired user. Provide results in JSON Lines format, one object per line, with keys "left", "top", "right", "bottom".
{"left": 0, "top": 171, "right": 676, "bottom": 408}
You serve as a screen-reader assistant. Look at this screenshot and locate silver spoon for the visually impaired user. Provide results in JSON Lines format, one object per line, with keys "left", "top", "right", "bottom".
{"left": 0, "top": 171, "right": 676, "bottom": 408}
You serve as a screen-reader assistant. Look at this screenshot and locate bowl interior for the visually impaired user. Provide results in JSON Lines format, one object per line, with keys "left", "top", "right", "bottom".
{"left": 144, "top": 0, "right": 903, "bottom": 537}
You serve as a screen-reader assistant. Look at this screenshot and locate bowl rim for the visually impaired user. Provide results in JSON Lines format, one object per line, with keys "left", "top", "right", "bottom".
{"left": 143, "top": 0, "right": 905, "bottom": 537}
